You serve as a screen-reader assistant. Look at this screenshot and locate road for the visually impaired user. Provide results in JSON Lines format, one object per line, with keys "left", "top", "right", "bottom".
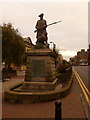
{"left": 74, "top": 66, "right": 88, "bottom": 88}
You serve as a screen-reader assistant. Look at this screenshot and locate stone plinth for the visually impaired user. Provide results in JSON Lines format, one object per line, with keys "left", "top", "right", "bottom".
{"left": 21, "top": 47, "right": 57, "bottom": 91}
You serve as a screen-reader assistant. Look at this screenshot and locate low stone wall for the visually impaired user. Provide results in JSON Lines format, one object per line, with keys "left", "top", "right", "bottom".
{"left": 4, "top": 74, "right": 73, "bottom": 103}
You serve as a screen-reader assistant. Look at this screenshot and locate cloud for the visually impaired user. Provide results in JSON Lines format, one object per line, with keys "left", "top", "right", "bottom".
{"left": 59, "top": 50, "right": 77, "bottom": 60}
{"left": 57, "top": 46, "right": 67, "bottom": 51}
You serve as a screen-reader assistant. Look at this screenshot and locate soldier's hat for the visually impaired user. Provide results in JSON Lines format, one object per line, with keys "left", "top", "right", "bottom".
{"left": 38, "top": 13, "right": 44, "bottom": 17}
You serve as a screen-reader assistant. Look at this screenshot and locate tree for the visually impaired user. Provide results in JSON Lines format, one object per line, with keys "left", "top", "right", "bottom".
{"left": 2, "top": 23, "right": 25, "bottom": 69}
{"left": 52, "top": 47, "right": 59, "bottom": 67}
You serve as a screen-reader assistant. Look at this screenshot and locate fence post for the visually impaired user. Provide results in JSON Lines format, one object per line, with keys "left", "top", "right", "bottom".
{"left": 55, "top": 100, "right": 62, "bottom": 120}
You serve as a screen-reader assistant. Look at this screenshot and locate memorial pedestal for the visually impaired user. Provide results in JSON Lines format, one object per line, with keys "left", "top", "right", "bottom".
{"left": 21, "top": 47, "right": 58, "bottom": 91}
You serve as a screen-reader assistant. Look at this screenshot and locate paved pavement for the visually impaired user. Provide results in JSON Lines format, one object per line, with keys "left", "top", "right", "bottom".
{"left": 2, "top": 75, "right": 24, "bottom": 93}
{"left": 1, "top": 71, "right": 87, "bottom": 119}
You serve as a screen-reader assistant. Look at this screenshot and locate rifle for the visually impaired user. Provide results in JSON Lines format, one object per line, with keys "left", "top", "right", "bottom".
{"left": 34, "top": 20, "right": 61, "bottom": 33}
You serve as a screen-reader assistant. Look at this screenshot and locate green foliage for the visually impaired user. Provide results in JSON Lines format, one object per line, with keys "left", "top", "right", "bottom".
{"left": 57, "top": 60, "right": 71, "bottom": 73}
{"left": 57, "top": 64, "right": 66, "bottom": 73}
{"left": 55, "top": 72, "right": 62, "bottom": 78}
{"left": 2, "top": 67, "right": 16, "bottom": 73}
{"left": 53, "top": 48, "right": 59, "bottom": 59}
{"left": 2, "top": 23, "right": 25, "bottom": 68}
{"left": 52, "top": 48, "right": 59, "bottom": 66}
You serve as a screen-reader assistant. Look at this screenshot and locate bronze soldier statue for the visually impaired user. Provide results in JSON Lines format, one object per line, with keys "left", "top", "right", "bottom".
{"left": 35, "top": 13, "right": 48, "bottom": 44}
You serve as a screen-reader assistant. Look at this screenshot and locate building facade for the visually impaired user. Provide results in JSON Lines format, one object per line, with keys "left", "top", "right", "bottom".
{"left": 21, "top": 37, "right": 34, "bottom": 70}
{"left": 70, "top": 48, "right": 89, "bottom": 66}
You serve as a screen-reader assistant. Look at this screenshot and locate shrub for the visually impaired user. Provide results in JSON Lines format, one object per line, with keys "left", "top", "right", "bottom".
{"left": 57, "top": 62, "right": 71, "bottom": 73}
{"left": 2, "top": 67, "right": 16, "bottom": 73}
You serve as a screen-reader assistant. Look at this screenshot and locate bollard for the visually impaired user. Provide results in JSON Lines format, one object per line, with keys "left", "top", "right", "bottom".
{"left": 55, "top": 100, "right": 62, "bottom": 120}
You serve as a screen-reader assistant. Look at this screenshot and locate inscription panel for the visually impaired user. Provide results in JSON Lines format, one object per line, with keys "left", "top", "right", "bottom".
{"left": 32, "top": 60, "right": 45, "bottom": 77}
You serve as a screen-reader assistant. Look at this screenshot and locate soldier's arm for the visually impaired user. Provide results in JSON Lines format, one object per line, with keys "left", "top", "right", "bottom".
{"left": 35, "top": 21, "right": 39, "bottom": 30}
{"left": 44, "top": 20, "right": 47, "bottom": 28}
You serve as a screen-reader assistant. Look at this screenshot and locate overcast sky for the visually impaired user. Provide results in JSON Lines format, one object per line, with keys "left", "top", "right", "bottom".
{"left": 0, "top": 0, "right": 89, "bottom": 60}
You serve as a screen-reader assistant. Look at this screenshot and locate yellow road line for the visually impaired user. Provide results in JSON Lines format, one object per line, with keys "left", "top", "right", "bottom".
{"left": 76, "top": 74, "right": 90, "bottom": 107}
{"left": 73, "top": 67, "right": 90, "bottom": 107}
{"left": 73, "top": 68, "right": 90, "bottom": 96}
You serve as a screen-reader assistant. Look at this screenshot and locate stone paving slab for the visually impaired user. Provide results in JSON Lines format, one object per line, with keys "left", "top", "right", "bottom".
{"left": 2, "top": 75, "right": 24, "bottom": 93}
{"left": 60, "top": 75, "right": 86, "bottom": 119}
{"left": 61, "top": 93, "right": 86, "bottom": 118}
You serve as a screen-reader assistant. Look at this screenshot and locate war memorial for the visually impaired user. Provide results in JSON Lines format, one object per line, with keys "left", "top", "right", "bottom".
{"left": 4, "top": 13, "right": 73, "bottom": 103}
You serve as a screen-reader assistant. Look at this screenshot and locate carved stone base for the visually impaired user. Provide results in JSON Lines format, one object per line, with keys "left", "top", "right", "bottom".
{"left": 13, "top": 78, "right": 58, "bottom": 92}
{"left": 23, "top": 47, "right": 57, "bottom": 91}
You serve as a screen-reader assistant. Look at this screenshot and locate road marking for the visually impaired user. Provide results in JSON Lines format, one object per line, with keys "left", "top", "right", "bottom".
{"left": 73, "top": 67, "right": 90, "bottom": 107}
{"left": 73, "top": 68, "right": 90, "bottom": 96}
